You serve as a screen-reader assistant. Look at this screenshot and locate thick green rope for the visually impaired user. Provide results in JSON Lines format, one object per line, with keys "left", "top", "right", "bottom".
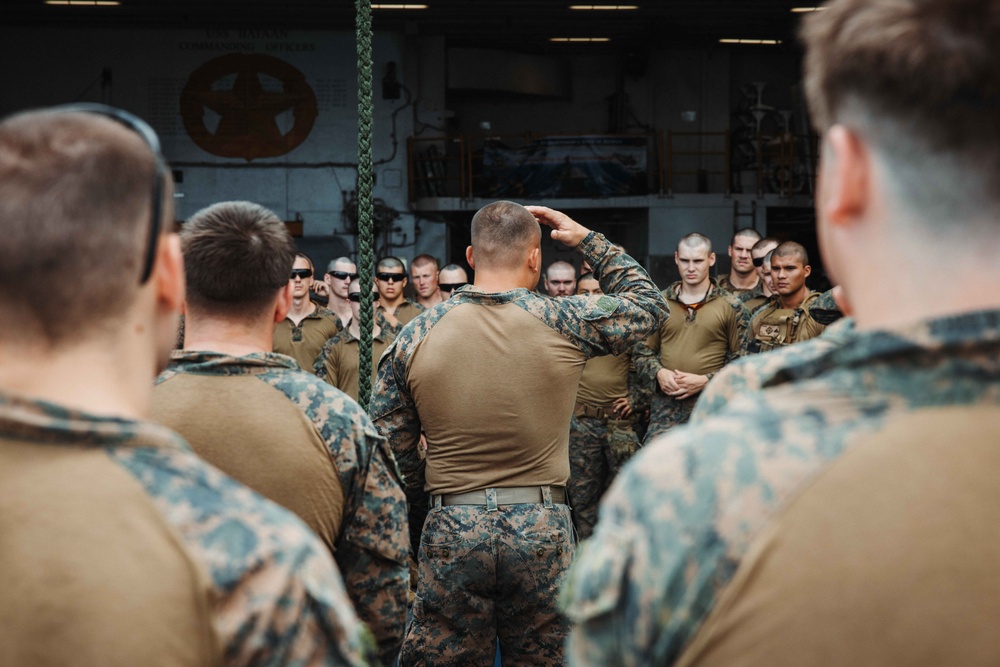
{"left": 355, "top": 0, "right": 376, "bottom": 413}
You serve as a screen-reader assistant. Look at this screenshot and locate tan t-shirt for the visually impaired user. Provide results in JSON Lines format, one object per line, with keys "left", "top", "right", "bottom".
{"left": 0, "top": 420, "right": 219, "bottom": 667}
{"left": 273, "top": 307, "right": 342, "bottom": 371}
{"left": 317, "top": 329, "right": 396, "bottom": 402}
{"left": 152, "top": 357, "right": 345, "bottom": 553}
{"left": 676, "top": 406, "right": 1000, "bottom": 666}
{"left": 576, "top": 353, "right": 629, "bottom": 408}
{"left": 408, "top": 301, "right": 586, "bottom": 494}
{"left": 644, "top": 283, "right": 744, "bottom": 377}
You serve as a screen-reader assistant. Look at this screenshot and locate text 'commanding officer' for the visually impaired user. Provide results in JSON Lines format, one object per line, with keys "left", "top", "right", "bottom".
{"left": 370, "top": 201, "right": 668, "bottom": 667}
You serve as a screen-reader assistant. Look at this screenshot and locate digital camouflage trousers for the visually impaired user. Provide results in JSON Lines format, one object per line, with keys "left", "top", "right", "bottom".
{"left": 402, "top": 497, "right": 574, "bottom": 667}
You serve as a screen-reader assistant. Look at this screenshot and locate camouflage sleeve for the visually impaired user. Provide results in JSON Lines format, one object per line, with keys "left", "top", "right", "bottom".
{"left": 626, "top": 343, "right": 652, "bottom": 414}
{"left": 569, "top": 232, "right": 669, "bottom": 357}
{"left": 807, "top": 288, "right": 844, "bottom": 326}
{"left": 690, "top": 357, "right": 761, "bottom": 422}
{"left": 376, "top": 309, "right": 402, "bottom": 337}
{"left": 370, "top": 337, "right": 427, "bottom": 557}
{"left": 631, "top": 331, "right": 664, "bottom": 389}
{"left": 726, "top": 294, "right": 751, "bottom": 364}
{"left": 260, "top": 373, "right": 409, "bottom": 666}
{"left": 335, "top": 427, "right": 410, "bottom": 667}
{"left": 110, "top": 445, "right": 379, "bottom": 667}
{"left": 313, "top": 333, "right": 340, "bottom": 384}
{"left": 561, "top": 423, "right": 741, "bottom": 666}
{"left": 744, "top": 307, "right": 765, "bottom": 355}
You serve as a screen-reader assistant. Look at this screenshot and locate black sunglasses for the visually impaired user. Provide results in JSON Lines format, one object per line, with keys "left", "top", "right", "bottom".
{"left": 349, "top": 292, "right": 380, "bottom": 302}
{"left": 51, "top": 103, "right": 166, "bottom": 285}
{"left": 752, "top": 257, "right": 766, "bottom": 267}
{"left": 328, "top": 270, "right": 358, "bottom": 280}
{"left": 376, "top": 272, "right": 405, "bottom": 282}
{"left": 291, "top": 268, "right": 313, "bottom": 280}
{"left": 439, "top": 282, "right": 469, "bottom": 292}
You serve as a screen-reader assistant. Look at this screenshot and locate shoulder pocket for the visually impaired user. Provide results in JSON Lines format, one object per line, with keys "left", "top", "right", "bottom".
{"left": 580, "top": 295, "right": 621, "bottom": 322}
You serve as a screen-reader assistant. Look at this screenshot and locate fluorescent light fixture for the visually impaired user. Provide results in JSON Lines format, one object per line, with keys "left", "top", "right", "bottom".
{"left": 550, "top": 37, "right": 612, "bottom": 42}
{"left": 45, "top": 0, "right": 121, "bottom": 4}
{"left": 719, "top": 38, "right": 783, "bottom": 45}
{"left": 791, "top": 6, "right": 826, "bottom": 11}
{"left": 569, "top": 4, "right": 639, "bottom": 9}
{"left": 371, "top": 3, "right": 428, "bottom": 8}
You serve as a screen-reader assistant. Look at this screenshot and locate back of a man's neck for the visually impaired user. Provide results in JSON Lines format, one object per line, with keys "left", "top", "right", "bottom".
{"left": 183, "top": 317, "right": 273, "bottom": 358}
{"left": 0, "top": 337, "right": 154, "bottom": 420}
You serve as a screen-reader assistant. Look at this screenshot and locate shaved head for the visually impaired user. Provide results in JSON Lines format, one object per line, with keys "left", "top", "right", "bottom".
{"left": 731, "top": 228, "right": 762, "bottom": 246}
{"left": 544, "top": 260, "right": 577, "bottom": 297}
{"left": 470, "top": 200, "right": 541, "bottom": 270}
{"left": 678, "top": 233, "right": 712, "bottom": 254}
{"left": 772, "top": 241, "right": 809, "bottom": 266}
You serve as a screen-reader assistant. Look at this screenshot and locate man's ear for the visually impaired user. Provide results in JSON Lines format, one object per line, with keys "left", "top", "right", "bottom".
{"left": 465, "top": 245, "right": 476, "bottom": 270}
{"left": 819, "top": 125, "right": 870, "bottom": 228}
{"left": 155, "top": 233, "right": 185, "bottom": 314}
{"left": 709, "top": 252, "right": 717, "bottom": 267}
{"left": 803, "top": 264, "right": 812, "bottom": 279}
{"left": 274, "top": 282, "right": 293, "bottom": 324}
{"left": 528, "top": 246, "right": 541, "bottom": 274}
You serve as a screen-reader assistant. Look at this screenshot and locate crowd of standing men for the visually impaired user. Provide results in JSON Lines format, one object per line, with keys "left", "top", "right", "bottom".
{"left": 3, "top": 0, "right": 1000, "bottom": 665}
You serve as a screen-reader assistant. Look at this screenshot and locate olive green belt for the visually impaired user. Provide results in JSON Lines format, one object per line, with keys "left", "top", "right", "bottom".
{"left": 433, "top": 485, "right": 567, "bottom": 507}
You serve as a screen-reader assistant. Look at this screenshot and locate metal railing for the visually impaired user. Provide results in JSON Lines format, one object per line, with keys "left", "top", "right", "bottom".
{"left": 407, "top": 129, "right": 817, "bottom": 201}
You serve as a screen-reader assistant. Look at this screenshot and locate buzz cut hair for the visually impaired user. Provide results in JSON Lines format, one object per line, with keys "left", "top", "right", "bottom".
{"left": 772, "top": 241, "right": 810, "bottom": 266}
{"left": 678, "top": 232, "right": 712, "bottom": 254}
{"left": 545, "top": 260, "right": 577, "bottom": 280}
{"left": 0, "top": 109, "right": 165, "bottom": 346}
{"left": 327, "top": 256, "right": 354, "bottom": 273}
{"left": 731, "top": 228, "right": 762, "bottom": 246}
{"left": 181, "top": 201, "right": 295, "bottom": 320}
{"left": 411, "top": 254, "right": 439, "bottom": 271}
{"left": 470, "top": 200, "right": 542, "bottom": 271}
{"left": 752, "top": 236, "right": 780, "bottom": 254}
{"left": 376, "top": 256, "right": 406, "bottom": 273}
{"left": 294, "top": 252, "right": 314, "bottom": 272}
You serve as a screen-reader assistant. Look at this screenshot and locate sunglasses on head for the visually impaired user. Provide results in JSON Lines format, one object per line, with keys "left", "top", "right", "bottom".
{"left": 291, "top": 268, "right": 313, "bottom": 280}
{"left": 439, "top": 282, "right": 469, "bottom": 292}
{"left": 328, "top": 270, "right": 358, "bottom": 280}
{"left": 376, "top": 272, "right": 405, "bottom": 282}
{"left": 348, "top": 292, "right": 380, "bottom": 302}
{"left": 51, "top": 103, "right": 166, "bottom": 285}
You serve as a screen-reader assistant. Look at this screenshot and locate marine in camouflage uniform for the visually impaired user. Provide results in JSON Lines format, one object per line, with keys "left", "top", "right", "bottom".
{"left": 377, "top": 298, "right": 425, "bottom": 337}
{"left": 562, "top": 309, "right": 1000, "bottom": 665}
{"left": 0, "top": 391, "right": 378, "bottom": 666}
{"left": 633, "top": 278, "right": 748, "bottom": 442}
{"left": 807, "top": 286, "right": 845, "bottom": 326}
{"left": 314, "top": 326, "right": 397, "bottom": 402}
{"left": 691, "top": 316, "right": 855, "bottom": 422}
{"left": 155, "top": 351, "right": 409, "bottom": 666}
{"left": 371, "top": 204, "right": 667, "bottom": 667}
{"left": 746, "top": 289, "right": 827, "bottom": 353}
{"left": 568, "top": 344, "right": 645, "bottom": 540}
{"left": 273, "top": 304, "right": 343, "bottom": 371}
